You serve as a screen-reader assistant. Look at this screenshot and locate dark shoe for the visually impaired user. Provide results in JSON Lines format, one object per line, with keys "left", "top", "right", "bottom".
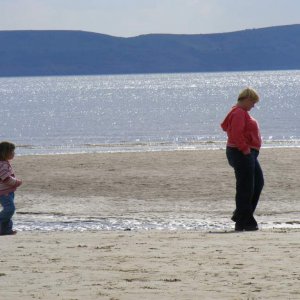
{"left": 235, "top": 224, "right": 258, "bottom": 232}
{"left": 231, "top": 210, "right": 237, "bottom": 222}
{"left": 231, "top": 214, "right": 237, "bottom": 222}
{"left": 0, "top": 230, "right": 17, "bottom": 236}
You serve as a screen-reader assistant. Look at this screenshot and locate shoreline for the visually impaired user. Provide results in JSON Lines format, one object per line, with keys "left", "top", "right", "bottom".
{"left": 15, "top": 140, "right": 300, "bottom": 156}
{"left": 12, "top": 147, "right": 300, "bottom": 232}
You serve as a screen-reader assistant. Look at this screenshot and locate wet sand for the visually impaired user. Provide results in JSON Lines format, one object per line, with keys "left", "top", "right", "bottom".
{"left": 0, "top": 148, "right": 299, "bottom": 299}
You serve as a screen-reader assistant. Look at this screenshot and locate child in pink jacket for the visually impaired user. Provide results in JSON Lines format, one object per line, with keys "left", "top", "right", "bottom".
{"left": 0, "top": 141, "right": 22, "bottom": 235}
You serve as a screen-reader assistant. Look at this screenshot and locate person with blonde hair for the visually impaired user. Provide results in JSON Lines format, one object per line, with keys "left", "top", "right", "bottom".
{"left": 221, "top": 88, "right": 264, "bottom": 231}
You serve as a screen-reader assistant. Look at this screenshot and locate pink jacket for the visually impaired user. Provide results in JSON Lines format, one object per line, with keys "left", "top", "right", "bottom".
{"left": 0, "top": 160, "right": 22, "bottom": 196}
{"left": 221, "top": 106, "right": 262, "bottom": 155}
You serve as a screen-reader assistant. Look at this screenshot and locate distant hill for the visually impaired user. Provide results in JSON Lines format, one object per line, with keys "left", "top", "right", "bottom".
{"left": 0, "top": 24, "right": 300, "bottom": 77}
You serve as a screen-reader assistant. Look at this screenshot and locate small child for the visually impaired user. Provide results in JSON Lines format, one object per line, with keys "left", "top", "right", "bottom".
{"left": 0, "top": 141, "right": 22, "bottom": 235}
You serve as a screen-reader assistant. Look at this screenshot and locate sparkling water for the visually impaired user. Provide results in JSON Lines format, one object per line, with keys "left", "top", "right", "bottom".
{"left": 0, "top": 70, "right": 299, "bottom": 155}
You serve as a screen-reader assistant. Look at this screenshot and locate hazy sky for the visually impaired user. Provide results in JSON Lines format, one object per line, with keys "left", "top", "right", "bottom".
{"left": 1, "top": 0, "right": 300, "bottom": 37}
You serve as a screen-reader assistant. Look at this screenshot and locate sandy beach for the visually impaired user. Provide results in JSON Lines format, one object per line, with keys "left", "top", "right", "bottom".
{"left": 1, "top": 148, "right": 299, "bottom": 299}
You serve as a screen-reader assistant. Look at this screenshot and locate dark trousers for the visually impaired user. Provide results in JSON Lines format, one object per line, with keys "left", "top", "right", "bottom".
{"left": 226, "top": 147, "right": 264, "bottom": 228}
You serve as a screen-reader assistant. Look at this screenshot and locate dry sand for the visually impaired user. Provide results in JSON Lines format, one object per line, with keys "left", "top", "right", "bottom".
{"left": 0, "top": 148, "right": 299, "bottom": 299}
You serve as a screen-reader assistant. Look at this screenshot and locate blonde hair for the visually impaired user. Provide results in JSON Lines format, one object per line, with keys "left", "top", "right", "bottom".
{"left": 238, "top": 87, "right": 259, "bottom": 102}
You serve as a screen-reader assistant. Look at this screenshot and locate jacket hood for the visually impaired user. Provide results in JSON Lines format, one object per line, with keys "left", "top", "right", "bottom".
{"left": 221, "top": 106, "right": 240, "bottom": 132}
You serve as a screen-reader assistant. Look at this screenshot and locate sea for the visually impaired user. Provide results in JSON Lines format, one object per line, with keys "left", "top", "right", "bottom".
{"left": 0, "top": 70, "right": 299, "bottom": 232}
{"left": 0, "top": 70, "right": 299, "bottom": 155}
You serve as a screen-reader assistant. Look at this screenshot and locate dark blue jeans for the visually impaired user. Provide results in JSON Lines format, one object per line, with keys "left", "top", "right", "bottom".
{"left": 0, "top": 192, "right": 15, "bottom": 234}
{"left": 226, "top": 147, "right": 264, "bottom": 228}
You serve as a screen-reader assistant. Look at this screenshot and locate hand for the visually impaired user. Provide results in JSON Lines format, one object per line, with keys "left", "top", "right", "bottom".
{"left": 243, "top": 150, "right": 251, "bottom": 155}
{"left": 15, "top": 180, "right": 22, "bottom": 187}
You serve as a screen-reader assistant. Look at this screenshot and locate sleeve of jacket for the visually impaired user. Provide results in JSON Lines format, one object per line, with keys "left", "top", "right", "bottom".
{"left": 230, "top": 110, "right": 251, "bottom": 155}
{"left": 0, "top": 162, "right": 11, "bottom": 181}
{"left": 3, "top": 176, "right": 22, "bottom": 187}
{"left": 0, "top": 162, "right": 22, "bottom": 187}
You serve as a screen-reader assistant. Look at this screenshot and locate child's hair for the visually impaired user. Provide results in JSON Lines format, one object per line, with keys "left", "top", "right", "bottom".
{"left": 0, "top": 141, "right": 16, "bottom": 161}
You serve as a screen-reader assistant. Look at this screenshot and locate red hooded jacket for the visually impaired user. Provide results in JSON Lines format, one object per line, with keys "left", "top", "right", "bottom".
{"left": 221, "top": 106, "right": 262, "bottom": 155}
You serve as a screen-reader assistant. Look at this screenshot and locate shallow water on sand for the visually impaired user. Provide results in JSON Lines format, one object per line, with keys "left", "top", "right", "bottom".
{"left": 15, "top": 196, "right": 300, "bottom": 232}
{"left": 15, "top": 215, "right": 300, "bottom": 232}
